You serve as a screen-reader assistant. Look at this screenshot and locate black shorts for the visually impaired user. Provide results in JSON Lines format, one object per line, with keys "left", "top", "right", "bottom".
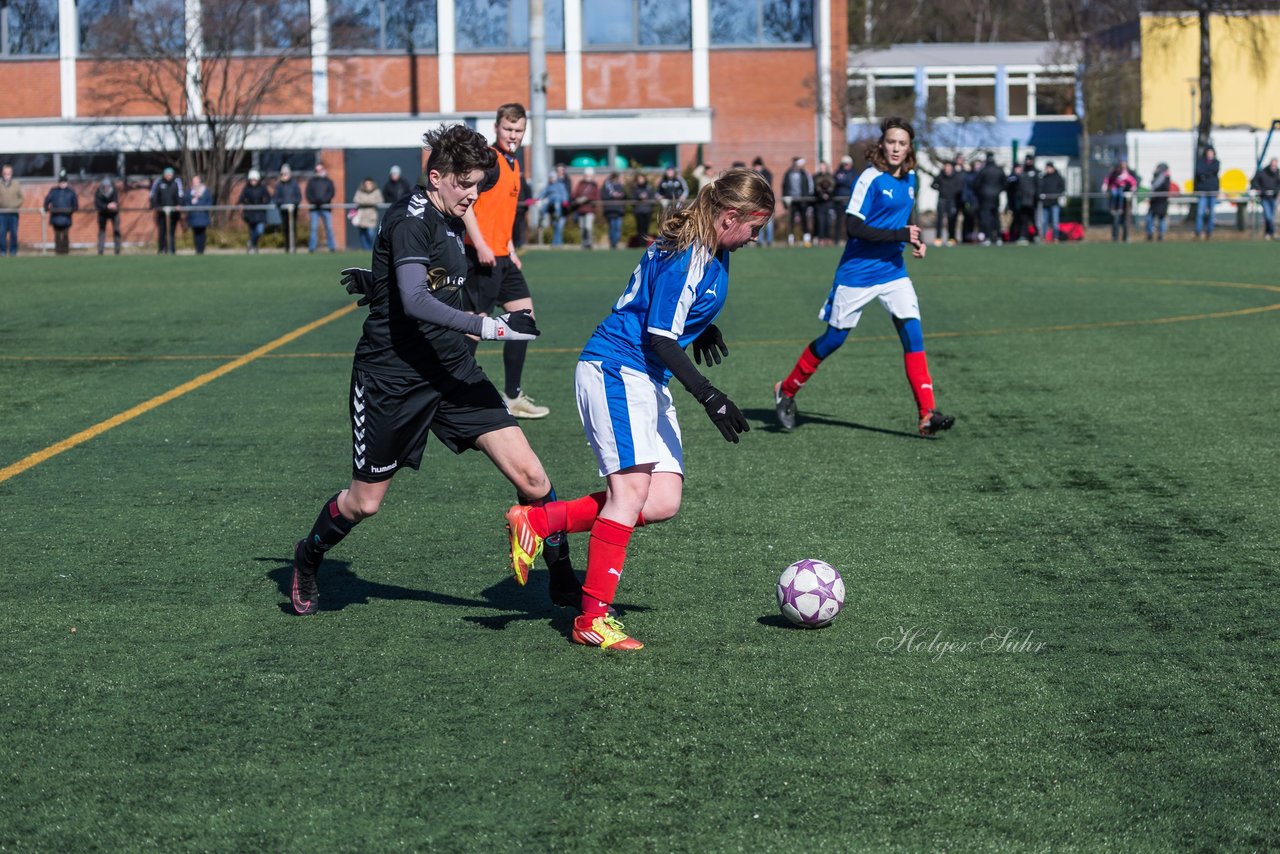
{"left": 463, "top": 249, "right": 531, "bottom": 315}
{"left": 349, "top": 364, "right": 517, "bottom": 483}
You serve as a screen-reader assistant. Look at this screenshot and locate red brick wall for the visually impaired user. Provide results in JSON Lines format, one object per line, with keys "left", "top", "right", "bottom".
{"left": 582, "top": 52, "right": 693, "bottom": 109}
{"left": 454, "top": 54, "right": 567, "bottom": 112}
{"left": 0, "top": 60, "right": 60, "bottom": 118}
{"left": 328, "top": 55, "right": 442, "bottom": 114}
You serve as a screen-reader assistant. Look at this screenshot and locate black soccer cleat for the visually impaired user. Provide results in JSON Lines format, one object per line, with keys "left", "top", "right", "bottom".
{"left": 290, "top": 540, "right": 321, "bottom": 616}
{"left": 774, "top": 382, "right": 797, "bottom": 432}
{"left": 919, "top": 409, "right": 956, "bottom": 437}
{"left": 548, "top": 576, "right": 585, "bottom": 609}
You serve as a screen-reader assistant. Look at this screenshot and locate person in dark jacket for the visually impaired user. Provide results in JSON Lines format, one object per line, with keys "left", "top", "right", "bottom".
{"left": 781, "top": 156, "right": 815, "bottom": 246}
{"left": 600, "top": 171, "right": 627, "bottom": 249}
{"left": 931, "top": 160, "right": 964, "bottom": 246}
{"left": 238, "top": 169, "right": 270, "bottom": 253}
{"left": 813, "top": 161, "right": 837, "bottom": 245}
{"left": 94, "top": 176, "right": 122, "bottom": 255}
{"left": 976, "top": 154, "right": 1006, "bottom": 244}
{"left": 1250, "top": 157, "right": 1278, "bottom": 240}
{"left": 1038, "top": 162, "right": 1066, "bottom": 241}
{"left": 306, "top": 162, "right": 337, "bottom": 252}
{"left": 43, "top": 169, "right": 78, "bottom": 255}
{"left": 1011, "top": 155, "right": 1040, "bottom": 242}
{"left": 1194, "top": 146, "right": 1220, "bottom": 240}
{"left": 150, "top": 166, "right": 183, "bottom": 254}
{"left": 184, "top": 174, "right": 213, "bottom": 254}
{"left": 1146, "top": 163, "right": 1172, "bottom": 242}
{"left": 273, "top": 164, "right": 303, "bottom": 252}
{"left": 381, "top": 164, "right": 410, "bottom": 205}
{"left": 630, "top": 172, "right": 655, "bottom": 242}
{"left": 571, "top": 168, "right": 600, "bottom": 249}
{"left": 958, "top": 155, "right": 979, "bottom": 242}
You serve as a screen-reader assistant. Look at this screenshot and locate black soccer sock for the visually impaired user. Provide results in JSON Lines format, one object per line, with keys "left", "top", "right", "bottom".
{"left": 299, "top": 492, "right": 358, "bottom": 565}
{"left": 503, "top": 340, "right": 529, "bottom": 400}
{"left": 522, "top": 486, "right": 576, "bottom": 585}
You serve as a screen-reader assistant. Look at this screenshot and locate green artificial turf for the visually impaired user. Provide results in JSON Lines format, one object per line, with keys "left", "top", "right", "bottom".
{"left": 1, "top": 243, "right": 1277, "bottom": 851}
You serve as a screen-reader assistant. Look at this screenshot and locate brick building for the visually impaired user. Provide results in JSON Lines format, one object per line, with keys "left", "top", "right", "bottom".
{"left": 0, "top": 0, "right": 846, "bottom": 250}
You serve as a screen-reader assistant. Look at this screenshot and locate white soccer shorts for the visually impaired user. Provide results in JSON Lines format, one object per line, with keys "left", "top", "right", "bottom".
{"left": 819, "top": 276, "right": 921, "bottom": 330}
{"left": 575, "top": 360, "right": 684, "bottom": 478}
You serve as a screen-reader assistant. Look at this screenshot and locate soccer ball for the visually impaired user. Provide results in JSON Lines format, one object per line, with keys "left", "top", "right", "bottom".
{"left": 776, "top": 559, "right": 845, "bottom": 628}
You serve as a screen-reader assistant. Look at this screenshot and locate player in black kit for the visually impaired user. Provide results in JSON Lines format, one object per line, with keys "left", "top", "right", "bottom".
{"left": 289, "top": 124, "right": 571, "bottom": 616}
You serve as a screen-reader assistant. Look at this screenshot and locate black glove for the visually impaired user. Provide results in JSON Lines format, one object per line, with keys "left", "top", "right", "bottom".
{"left": 701, "top": 388, "right": 749, "bottom": 443}
{"left": 691, "top": 324, "right": 728, "bottom": 366}
{"left": 341, "top": 267, "right": 374, "bottom": 306}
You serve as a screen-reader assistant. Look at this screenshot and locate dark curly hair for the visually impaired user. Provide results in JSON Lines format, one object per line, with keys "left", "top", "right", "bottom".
{"left": 864, "top": 116, "right": 917, "bottom": 175}
{"left": 421, "top": 124, "right": 497, "bottom": 177}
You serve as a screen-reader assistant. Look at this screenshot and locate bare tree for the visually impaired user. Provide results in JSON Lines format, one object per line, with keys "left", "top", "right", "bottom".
{"left": 1134, "top": 1, "right": 1272, "bottom": 160}
{"left": 82, "top": 0, "right": 314, "bottom": 210}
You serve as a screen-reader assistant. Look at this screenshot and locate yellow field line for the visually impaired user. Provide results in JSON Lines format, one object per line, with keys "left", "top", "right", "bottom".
{"left": 0, "top": 304, "right": 357, "bottom": 485}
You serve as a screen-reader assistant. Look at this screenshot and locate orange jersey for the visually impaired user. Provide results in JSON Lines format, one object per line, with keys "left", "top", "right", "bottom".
{"left": 467, "top": 147, "right": 520, "bottom": 256}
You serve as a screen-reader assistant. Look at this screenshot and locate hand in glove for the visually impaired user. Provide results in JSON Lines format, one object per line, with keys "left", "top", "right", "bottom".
{"left": 700, "top": 388, "right": 749, "bottom": 443}
{"left": 480, "top": 309, "right": 541, "bottom": 341}
{"left": 691, "top": 324, "right": 728, "bottom": 366}
{"left": 341, "top": 267, "right": 374, "bottom": 306}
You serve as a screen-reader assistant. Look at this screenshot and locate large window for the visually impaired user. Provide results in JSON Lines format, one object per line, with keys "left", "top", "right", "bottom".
{"left": 456, "top": 0, "right": 563, "bottom": 51}
{"left": 331, "top": 0, "right": 437, "bottom": 51}
{"left": 3, "top": 0, "right": 59, "bottom": 55}
{"left": 584, "top": 0, "right": 689, "bottom": 48}
{"left": 225, "top": 0, "right": 312, "bottom": 52}
{"left": 80, "top": 0, "right": 184, "bottom": 56}
{"left": 711, "top": 0, "right": 811, "bottom": 46}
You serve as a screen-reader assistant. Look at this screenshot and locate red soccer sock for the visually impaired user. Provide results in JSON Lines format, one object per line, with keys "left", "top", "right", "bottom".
{"left": 528, "top": 492, "right": 607, "bottom": 536}
{"left": 581, "top": 517, "right": 634, "bottom": 617}
{"left": 903, "top": 350, "right": 937, "bottom": 417}
{"left": 781, "top": 347, "right": 824, "bottom": 398}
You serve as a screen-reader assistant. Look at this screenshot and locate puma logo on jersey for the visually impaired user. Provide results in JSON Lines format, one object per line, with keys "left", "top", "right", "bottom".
{"left": 882, "top": 188, "right": 894, "bottom": 198}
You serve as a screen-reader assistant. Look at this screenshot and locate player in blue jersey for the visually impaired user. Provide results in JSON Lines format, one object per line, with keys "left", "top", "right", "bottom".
{"left": 773, "top": 117, "right": 955, "bottom": 437}
{"left": 503, "top": 168, "right": 775, "bottom": 650}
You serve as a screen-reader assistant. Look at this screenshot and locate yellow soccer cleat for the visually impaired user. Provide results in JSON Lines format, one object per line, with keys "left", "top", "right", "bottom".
{"left": 572, "top": 614, "right": 644, "bottom": 651}
{"left": 505, "top": 504, "right": 544, "bottom": 585}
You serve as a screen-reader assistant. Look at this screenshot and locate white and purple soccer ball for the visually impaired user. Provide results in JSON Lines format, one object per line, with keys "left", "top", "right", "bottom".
{"left": 776, "top": 559, "right": 845, "bottom": 628}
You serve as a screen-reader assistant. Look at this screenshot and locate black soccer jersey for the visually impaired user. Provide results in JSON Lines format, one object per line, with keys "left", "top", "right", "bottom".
{"left": 354, "top": 186, "right": 475, "bottom": 383}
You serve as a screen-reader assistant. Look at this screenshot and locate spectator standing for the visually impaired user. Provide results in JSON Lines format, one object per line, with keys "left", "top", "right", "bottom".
{"left": 351, "top": 177, "right": 383, "bottom": 250}
{"left": 1039, "top": 162, "right": 1065, "bottom": 242}
{"left": 1250, "top": 157, "right": 1278, "bottom": 240}
{"left": 832, "top": 155, "right": 856, "bottom": 241}
{"left": 306, "top": 162, "right": 337, "bottom": 253}
{"left": 630, "top": 172, "right": 655, "bottom": 241}
{"left": 931, "top": 160, "right": 964, "bottom": 246}
{"left": 184, "top": 175, "right": 213, "bottom": 255}
{"left": 273, "top": 164, "right": 302, "bottom": 252}
{"left": 93, "top": 176, "right": 122, "bottom": 255}
{"left": 656, "top": 165, "right": 689, "bottom": 227}
{"left": 381, "top": 164, "right": 410, "bottom": 205}
{"left": 1194, "top": 146, "right": 1220, "bottom": 240}
{"left": 0, "top": 163, "right": 21, "bottom": 256}
{"left": 1146, "top": 162, "right": 1171, "bottom": 242}
{"left": 813, "top": 161, "right": 837, "bottom": 246}
{"left": 537, "top": 170, "right": 569, "bottom": 245}
{"left": 1011, "top": 155, "right": 1040, "bottom": 243}
{"left": 976, "top": 154, "right": 1006, "bottom": 245}
{"left": 960, "top": 156, "right": 980, "bottom": 243}
{"left": 782, "top": 156, "right": 815, "bottom": 246}
{"left": 601, "top": 171, "right": 627, "bottom": 249}
{"left": 572, "top": 167, "right": 600, "bottom": 249}
{"left": 239, "top": 169, "right": 270, "bottom": 253}
{"left": 1103, "top": 160, "right": 1137, "bottom": 242}
{"left": 690, "top": 161, "right": 716, "bottom": 195}
{"left": 43, "top": 170, "right": 78, "bottom": 255}
{"left": 150, "top": 166, "right": 183, "bottom": 254}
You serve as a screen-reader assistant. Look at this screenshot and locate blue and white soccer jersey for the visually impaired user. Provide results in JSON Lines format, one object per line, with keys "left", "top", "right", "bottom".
{"left": 577, "top": 242, "right": 729, "bottom": 476}
{"left": 820, "top": 166, "right": 921, "bottom": 329}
